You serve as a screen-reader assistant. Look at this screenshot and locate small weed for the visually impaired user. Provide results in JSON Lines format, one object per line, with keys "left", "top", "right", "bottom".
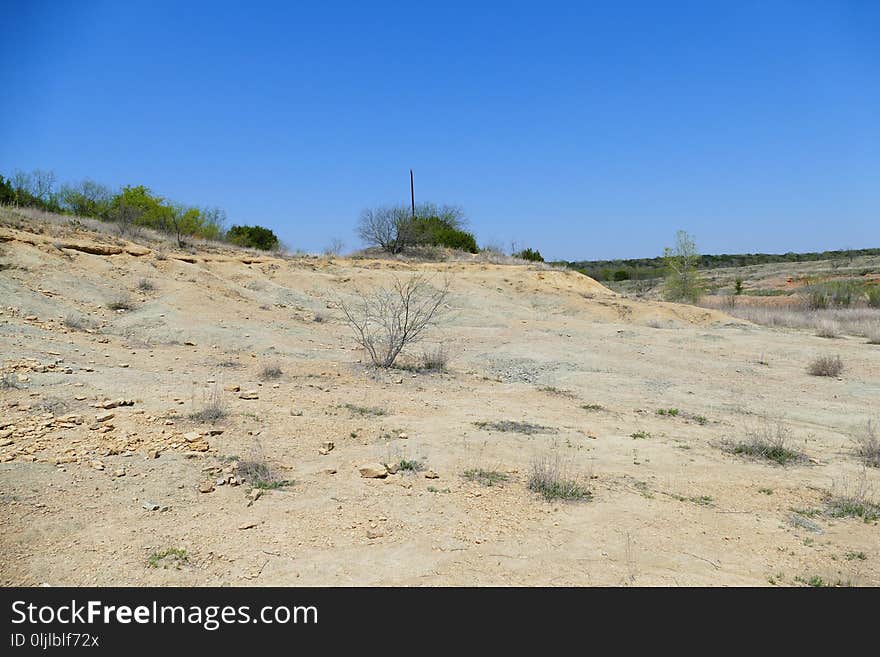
{"left": 259, "top": 362, "right": 283, "bottom": 380}
{"left": 728, "top": 421, "right": 803, "bottom": 465}
{"left": 397, "top": 458, "right": 425, "bottom": 472}
{"left": 462, "top": 468, "right": 509, "bottom": 487}
{"left": 137, "top": 278, "right": 156, "bottom": 292}
{"left": 758, "top": 487, "right": 774, "bottom": 495}
{"left": 528, "top": 453, "right": 591, "bottom": 502}
{"left": 147, "top": 548, "right": 188, "bottom": 569}
{"left": 106, "top": 294, "right": 133, "bottom": 311}
{"left": 234, "top": 459, "right": 292, "bottom": 490}
{"left": 630, "top": 430, "right": 651, "bottom": 440}
{"left": 189, "top": 386, "right": 225, "bottom": 423}
{"left": 343, "top": 403, "right": 386, "bottom": 417}
{"left": 581, "top": 404, "right": 604, "bottom": 412}
{"left": 474, "top": 420, "right": 555, "bottom": 435}
{"left": 845, "top": 551, "right": 867, "bottom": 561}
{"left": 656, "top": 408, "right": 679, "bottom": 417}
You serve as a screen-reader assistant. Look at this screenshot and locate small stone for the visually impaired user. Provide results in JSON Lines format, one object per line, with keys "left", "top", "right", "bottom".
{"left": 318, "top": 441, "right": 334, "bottom": 455}
{"left": 424, "top": 470, "right": 439, "bottom": 479}
{"left": 366, "top": 529, "right": 384, "bottom": 539}
{"left": 95, "top": 412, "right": 114, "bottom": 423}
{"left": 386, "top": 463, "right": 399, "bottom": 475}
{"left": 183, "top": 431, "right": 202, "bottom": 443}
{"left": 359, "top": 463, "right": 388, "bottom": 478}
{"left": 113, "top": 468, "right": 126, "bottom": 478}
{"left": 142, "top": 502, "right": 160, "bottom": 511}
{"left": 238, "top": 522, "right": 258, "bottom": 530}
{"left": 224, "top": 385, "right": 240, "bottom": 392}
{"left": 398, "top": 433, "right": 408, "bottom": 440}
{"left": 290, "top": 409, "right": 303, "bottom": 416}
{"left": 324, "top": 468, "right": 337, "bottom": 475}
{"left": 147, "top": 449, "right": 159, "bottom": 459}
{"left": 239, "top": 390, "right": 259, "bottom": 400}
{"left": 198, "top": 481, "right": 215, "bottom": 493}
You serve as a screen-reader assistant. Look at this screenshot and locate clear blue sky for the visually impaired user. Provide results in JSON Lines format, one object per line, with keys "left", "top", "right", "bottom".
{"left": 1, "top": 0, "right": 878, "bottom": 260}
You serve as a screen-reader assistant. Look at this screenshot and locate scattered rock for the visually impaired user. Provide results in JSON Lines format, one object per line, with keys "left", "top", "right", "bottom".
{"left": 198, "top": 481, "right": 215, "bottom": 494}
{"left": 318, "top": 441, "right": 334, "bottom": 455}
{"left": 95, "top": 412, "right": 115, "bottom": 423}
{"left": 239, "top": 390, "right": 259, "bottom": 400}
{"left": 238, "top": 522, "right": 258, "bottom": 530}
{"left": 142, "top": 502, "right": 160, "bottom": 511}
{"left": 224, "top": 385, "right": 240, "bottom": 392}
{"left": 424, "top": 470, "right": 439, "bottom": 479}
{"left": 366, "top": 529, "right": 384, "bottom": 539}
{"left": 359, "top": 463, "right": 388, "bottom": 478}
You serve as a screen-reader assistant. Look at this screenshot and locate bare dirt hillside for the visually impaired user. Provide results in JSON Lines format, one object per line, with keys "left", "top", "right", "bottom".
{"left": 1, "top": 220, "right": 878, "bottom": 586}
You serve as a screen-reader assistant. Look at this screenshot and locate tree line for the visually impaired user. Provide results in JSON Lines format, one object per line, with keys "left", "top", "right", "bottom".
{"left": 0, "top": 169, "right": 279, "bottom": 251}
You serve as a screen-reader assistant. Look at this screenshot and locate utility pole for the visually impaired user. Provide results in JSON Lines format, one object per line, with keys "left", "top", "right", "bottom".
{"left": 410, "top": 169, "right": 415, "bottom": 218}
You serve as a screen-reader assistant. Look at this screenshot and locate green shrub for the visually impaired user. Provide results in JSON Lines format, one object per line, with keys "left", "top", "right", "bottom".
{"left": 514, "top": 248, "right": 544, "bottom": 262}
{"left": 226, "top": 224, "right": 280, "bottom": 250}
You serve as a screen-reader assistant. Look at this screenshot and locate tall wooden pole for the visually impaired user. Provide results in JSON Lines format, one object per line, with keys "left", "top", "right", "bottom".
{"left": 410, "top": 169, "right": 415, "bottom": 218}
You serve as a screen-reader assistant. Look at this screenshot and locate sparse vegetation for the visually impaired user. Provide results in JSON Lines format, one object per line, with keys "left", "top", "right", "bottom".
{"left": 339, "top": 274, "right": 450, "bottom": 368}
{"left": 728, "top": 421, "right": 803, "bottom": 465}
{"left": 189, "top": 386, "right": 226, "bottom": 423}
{"left": 474, "top": 420, "right": 555, "bottom": 435}
{"left": 528, "top": 453, "right": 591, "bottom": 502}
{"left": 463, "top": 468, "right": 509, "bottom": 486}
{"left": 630, "top": 430, "right": 651, "bottom": 439}
{"left": 581, "top": 403, "right": 604, "bottom": 412}
{"left": 342, "top": 403, "right": 386, "bottom": 417}
{"left": 807, "top": 355, "right": 843, "bottom": 377}
{"left": 397, "top": 458, "right": 425, "bottom": 472}
{"left": 234, "top": 458, "right": 292, "bottom": 490}
{"left": 147, "top": 547, "right": 188, "bottom": 569}
{"left": 106, "top": 294, "right": 133, "bottom": 311}
{"left": 853, "top": 420, "right": 880, "bottom": 468}
{"left": 137, "top": 278, "right": 156, "bottom": 292}
{"left": 656, "top": 408, "right": 679, "bottom": 416}
{"left": 419, "top": 345, "right": 450, "bottom": 372}
{"left": 63, "top": 313, "right": 92, "bottom": 331}
{"left": 259, "top": 362, "right": 283, "bottom": 380}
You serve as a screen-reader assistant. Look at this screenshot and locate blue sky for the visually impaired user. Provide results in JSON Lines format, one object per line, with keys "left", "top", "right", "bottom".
{"left": 1, "top": 0, "right": 878, "bottom": 260}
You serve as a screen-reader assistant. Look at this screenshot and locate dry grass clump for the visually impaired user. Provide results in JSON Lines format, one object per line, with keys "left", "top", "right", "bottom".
{"left": 727, "top": 421, "right": 804, "bottom": 465}
{"left": 825, "top": 477, "right": 880, "bottom": 522}
{"left": 528, "top": 452, "right": 591, "bottom": 501}
{"left": 189, "top": 386, "right": 226, "bottom": 423}
{"left": 807, "top": 355, "right": 843, "bottom": 377}
{"left": 474, "top": 420, "right": 556, "bottom": 435}
{"left": 137, "top": 277, "right": 156, "bottom": 292}
{"left": 462, "top": 468, "right": 509, "bottom": 487}
{"left": 815, "top": 319, "right": 839, "bottom": 338}
{"left": 234, "top": 458, "right": 292, "bottom": 490}
{"left": 106, "top": 294, "right": 133, "bottom": 311}
{"left": 63, "top": 313, "right": 94, "bottom": 331}
{"left": 259, "top": 361, "right": 283, "bottom": 380}
{"left": 853, "top": 420, "right": 880, "bottom": 468}
{"left": 419, "top": 345, "right": 450, "bottom": 371}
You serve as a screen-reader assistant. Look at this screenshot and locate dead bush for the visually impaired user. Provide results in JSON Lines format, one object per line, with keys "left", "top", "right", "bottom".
{"left": 339, "top": 274, "right": 450, "bottom": 368}
{"left": 854, "top": 420, "right": 880, "bottom": 468}
{"left": 807, "top": 355, "right": 843, "bottom": 377}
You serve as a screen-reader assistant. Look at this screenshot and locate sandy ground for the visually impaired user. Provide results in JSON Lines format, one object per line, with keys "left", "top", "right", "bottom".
{"left": 1, "top": 221, "right": 879, "bottom": 586}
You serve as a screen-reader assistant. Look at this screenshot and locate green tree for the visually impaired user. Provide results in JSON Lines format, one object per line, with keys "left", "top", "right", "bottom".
{"left": 663, "top": 230, "right": 703, "bottom": 303}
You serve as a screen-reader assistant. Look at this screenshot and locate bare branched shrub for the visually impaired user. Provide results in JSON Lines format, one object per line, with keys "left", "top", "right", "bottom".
{"left": 807, "top": 355, "right": 843, "bottom": 377}
{"left": 137, "top": 278, "right": 156, "bottom": 292}
{"left": 339, "top": 274, "right": 450, "bottom": 368}
{"left": 854, "top": 420, "right": 880, "bottom": 468}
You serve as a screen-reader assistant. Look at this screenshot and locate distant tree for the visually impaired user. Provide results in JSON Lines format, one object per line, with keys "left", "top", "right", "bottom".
{"left": 226, "top": 224, "right": 280, "bottom": 251}
{"left": 357, "top": 205, "right": 415, "bottom": 254}
{"left": 0, "top": 175, "right": 14, "bottom": 204}
{"left": 514, "top": 248, "right": 544, "bottom": 262}
{"left": 59, "top": 179, "right": 114, "bottom": 219}
{"left": 663, "top": 230, "right": 703, "bottom": 303}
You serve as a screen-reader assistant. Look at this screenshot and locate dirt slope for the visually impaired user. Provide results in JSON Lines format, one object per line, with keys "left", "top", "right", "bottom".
{"left": 1, "top": 222, "right": 878, "bottom": 586}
